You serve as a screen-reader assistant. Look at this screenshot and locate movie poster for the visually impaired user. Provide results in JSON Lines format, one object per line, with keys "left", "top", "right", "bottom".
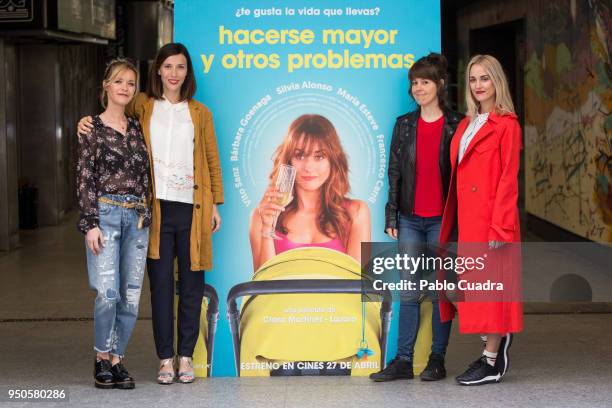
{"left": 175, "top": 0, "right": 440, "bottom": 377}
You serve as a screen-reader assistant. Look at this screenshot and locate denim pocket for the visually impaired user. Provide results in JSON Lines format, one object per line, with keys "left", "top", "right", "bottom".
{"left": 98, "top": 202, "right": 113, "bottom": 215}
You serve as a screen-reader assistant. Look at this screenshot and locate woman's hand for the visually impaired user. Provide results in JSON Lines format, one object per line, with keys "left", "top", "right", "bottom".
{"left": 77, "top": 116, "right": 94, "bottom": 136}
{"left": 249, "top": 186, "right": 289, "bottom": 270}
{"left": 385, "top": 227, "right": 398, "bottom": 240}
{"left": 86, "top": 227, "right": 104, "bottom": 255}
{"left": 211, "top": 204, "right": 221, "bottom": 232}
{"left": 256, "top": 186, "right": 289, "bottom": 233}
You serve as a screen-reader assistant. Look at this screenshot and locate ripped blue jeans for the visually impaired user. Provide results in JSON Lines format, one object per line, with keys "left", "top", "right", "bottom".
{"left": 86, "top": 194, "right": 149, "bottom": 358}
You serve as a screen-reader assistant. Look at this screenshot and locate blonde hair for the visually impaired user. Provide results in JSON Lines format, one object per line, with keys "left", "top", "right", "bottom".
{"left": 465, "top": 55, "right": 515, "bottom": 117}
{"left": 100, "top": 58, "right": 139, "bottom": 108}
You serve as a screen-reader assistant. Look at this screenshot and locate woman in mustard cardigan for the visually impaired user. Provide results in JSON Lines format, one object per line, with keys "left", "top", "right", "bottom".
{"left": 79, "top": 43, "right": 224, "bottom": 384}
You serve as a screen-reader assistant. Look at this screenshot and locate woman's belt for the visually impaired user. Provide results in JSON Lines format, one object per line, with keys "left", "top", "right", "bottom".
{"left": 98, "top": 196, "right": 149, "bottom": 229}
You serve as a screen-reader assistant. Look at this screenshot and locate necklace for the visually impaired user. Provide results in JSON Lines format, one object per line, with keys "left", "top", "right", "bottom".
{"left": 100, "top": 113, "right": 128, "bottom": 134}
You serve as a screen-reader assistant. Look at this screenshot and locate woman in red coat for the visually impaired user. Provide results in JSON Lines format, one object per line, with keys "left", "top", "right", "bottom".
{"left": 439, "top": 54, "right": 523, "bottom": 385}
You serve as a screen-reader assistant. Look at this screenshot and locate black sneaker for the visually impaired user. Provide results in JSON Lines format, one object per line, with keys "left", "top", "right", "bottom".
{"left": 495, "top": 333, "right": 513, "bottom": 377}
{"left": 369, "top": 355, "right": 413, "bottom": 382}
{"left": 94, "top": 358, "right": 114, "bottom": 389}
{"left": 455, "top": 356, "right": 501, "bottom": 386}
{"left": 111, "top": 362, "right": 135, "bottom": 389}
{"left": 420, "top": 353, "right": 446, "bottom": 381}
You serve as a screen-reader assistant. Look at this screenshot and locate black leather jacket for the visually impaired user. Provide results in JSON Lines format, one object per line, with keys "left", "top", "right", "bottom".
{"left": 385, "top": 108, "right": 464, "bottom": 230}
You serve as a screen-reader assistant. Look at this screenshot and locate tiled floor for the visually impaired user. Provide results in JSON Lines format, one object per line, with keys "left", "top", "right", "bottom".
{"left": 2, "top": 314, "right": 611, "bottom": 408}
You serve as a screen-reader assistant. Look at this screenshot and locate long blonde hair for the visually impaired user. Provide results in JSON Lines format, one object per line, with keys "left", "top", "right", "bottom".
{"left": 465, "top": 54, "right": 515, "bottom": 117}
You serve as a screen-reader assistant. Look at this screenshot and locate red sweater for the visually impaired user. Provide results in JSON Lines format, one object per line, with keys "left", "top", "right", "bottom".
{"left": 413, "top": 116, "right": 444, "bottom": 217}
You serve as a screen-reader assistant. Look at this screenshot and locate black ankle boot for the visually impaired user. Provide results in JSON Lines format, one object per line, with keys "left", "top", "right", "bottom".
{"left": 369, "top": 355, "right": 413, "bottom": 382}
{"left": 111, "top": 362, "right": 135, "bottom": 389}
{"left": 420, "top": 353, "right": 446, "bottom": 381}
{"left": 94, "top": 358, "right": 114, "bottom": 389}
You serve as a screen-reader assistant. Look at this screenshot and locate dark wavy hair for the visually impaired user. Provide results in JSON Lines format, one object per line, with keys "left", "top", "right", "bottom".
{"left": 408, "top": 52, "right": 449, "bottom": 109}
{"left": 147, "top": 42, "right": 196, "bottom": 101}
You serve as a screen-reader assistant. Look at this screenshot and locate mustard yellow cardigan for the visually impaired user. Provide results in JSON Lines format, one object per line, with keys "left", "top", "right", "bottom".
{"left": 131, "top": 92, "right": 224, "bottom": 271}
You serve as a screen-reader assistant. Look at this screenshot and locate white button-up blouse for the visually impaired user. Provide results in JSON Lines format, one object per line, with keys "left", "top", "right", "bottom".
{"left": 149, "top": 97, "right": 195, "bottom": 204}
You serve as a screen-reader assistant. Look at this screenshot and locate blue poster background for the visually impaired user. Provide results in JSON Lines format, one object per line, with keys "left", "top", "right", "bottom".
{"left": 175, "top": 0, "right": 440, "bottom": 376}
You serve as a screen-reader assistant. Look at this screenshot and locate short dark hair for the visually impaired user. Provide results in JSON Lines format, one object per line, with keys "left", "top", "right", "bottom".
{"left": 408, "top": 52, "right": 449, "bottom": 109}
{"left": 147, "top": 42, "right": 196, "bottom": 101}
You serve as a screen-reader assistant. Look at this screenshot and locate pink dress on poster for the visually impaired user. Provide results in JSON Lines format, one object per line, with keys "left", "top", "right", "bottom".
{"left": 273, "top": 232, "right": 346, "bottom": 254}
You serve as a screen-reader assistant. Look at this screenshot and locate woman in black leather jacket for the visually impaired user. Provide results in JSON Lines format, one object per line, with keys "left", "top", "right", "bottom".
{"left": 370, "top": 53, "right": 463, "bottom": 383}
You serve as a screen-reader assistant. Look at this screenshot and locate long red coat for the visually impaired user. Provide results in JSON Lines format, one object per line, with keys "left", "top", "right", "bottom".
{"left": 439, "top": 111, "right": 523, "bottom": 334}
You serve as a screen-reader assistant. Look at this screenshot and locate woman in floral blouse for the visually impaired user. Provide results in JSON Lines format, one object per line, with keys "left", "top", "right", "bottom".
{"left": 76, "top": 58, "right": 150, "bottom": 390}
{"left": 79, "top": 43, "right": 224, "bottom": 385}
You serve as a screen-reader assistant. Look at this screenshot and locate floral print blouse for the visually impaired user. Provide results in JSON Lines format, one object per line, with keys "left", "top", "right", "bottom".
{"left": 76, "top": 115, "right": 151, "bottom": 234}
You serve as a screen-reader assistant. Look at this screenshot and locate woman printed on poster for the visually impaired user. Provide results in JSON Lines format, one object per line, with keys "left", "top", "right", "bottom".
{"left": 249, "top": 114, "right": 371, "bottom": 270}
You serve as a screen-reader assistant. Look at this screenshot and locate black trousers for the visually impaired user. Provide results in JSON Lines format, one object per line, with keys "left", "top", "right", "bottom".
{"left": 147, "top": 200, "right": 205, "bottom": 359}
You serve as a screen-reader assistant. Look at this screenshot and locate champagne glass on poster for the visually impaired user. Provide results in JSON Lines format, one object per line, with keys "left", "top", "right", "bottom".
{"left": 264, "top": 164, "right": 296, "bottom": 240}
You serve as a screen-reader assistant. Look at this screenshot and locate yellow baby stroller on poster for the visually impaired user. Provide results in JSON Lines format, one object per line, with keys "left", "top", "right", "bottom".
{"left": 227, "top": 247, "right": 395, "bottom": 377}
